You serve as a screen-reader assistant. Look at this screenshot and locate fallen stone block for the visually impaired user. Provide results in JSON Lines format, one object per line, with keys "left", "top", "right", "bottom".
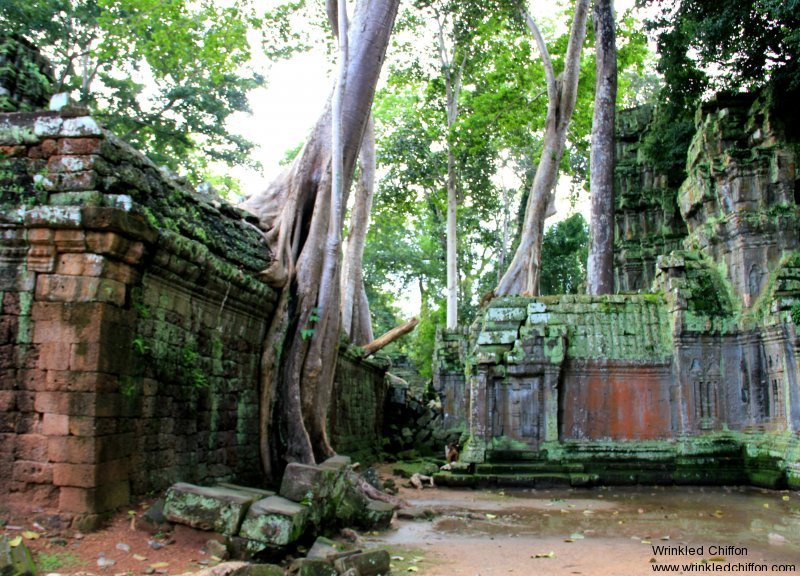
{"left": 231, "top": 563, "right": 285, "bottom": 576}
{"left": 205, "top": 538, "right": 229, "bottom": 560}
{"left": 364, "top": 500, "right": 395, "bottom": 530}
{"left": 279, "top": 463, "right": 338, "bottom": 503}
{"left": 318, "top": 455, "right": 352, "bottom": 472}
{"left": 0, "top": 535, "right": 36, "bottom": 576}
{"left": 227, "top": 536, "right": 268, "bottom": 561}
{"left": 163, "top": 483, "right": 258, "bottom": 535}
{"left": 333, "top": 549, "right": 391, "bottom": 576}
{"left": 136, "top": 497, "right": 171, "bottom": 534}
{"left": 293, "top": 558, "right": 338, "bottom": 576}
{"left": 239, "top": 495, "right": 309, "bottom": 547}
{"left": 307, "top": 536, "right": 346, "bottom": 560}
{"left": 217, "top": 483, "right": 276, "bottom": 500}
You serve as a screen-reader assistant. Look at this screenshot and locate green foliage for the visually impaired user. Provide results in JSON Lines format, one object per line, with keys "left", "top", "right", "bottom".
{"left": 789, "top": 302, "right": 800, "bottom": 325}
{"left": 686, "top": 268, "right": 733, "bottom": 317}
{"left": 408, "top": 304, "right": 445, "bottom": 381}
{"left": 539, "top": 213, "right": 589, "bottom": 295}
{"left": 0, "top": 0, "right": 305, "bottom": 183}
{"left": 0, "top": 35, "right": 54, "bottom": 111}
{"left": 36, "top": 551, "right": 80, "bottom": 572}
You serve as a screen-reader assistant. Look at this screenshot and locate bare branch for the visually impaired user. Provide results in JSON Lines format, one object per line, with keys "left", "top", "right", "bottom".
{"left": 557, "top": 0, "right": 591, "bottom": 129}
{"left": 327, "top": 0, "right": 340, "bottom": 39}
{"left": 519, "top": 3, "right": 556, "bottom": 104}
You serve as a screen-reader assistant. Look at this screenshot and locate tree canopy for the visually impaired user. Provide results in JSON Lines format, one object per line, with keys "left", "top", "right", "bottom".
{"left": 0, "top": 0, "right": 304, "bottom": 192}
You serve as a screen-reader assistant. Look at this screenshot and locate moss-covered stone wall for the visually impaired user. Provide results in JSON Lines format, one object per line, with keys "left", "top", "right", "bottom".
{"left": 678, "top": 92, "right": 800, "bottom": 307}
{"left": 0, "top": 108, "right": 391, "bottom": 527}
{"left": 328, "top": 346, "right": 390, "bottom": 463}
{"left": 0, "top": 108, "right": 278, "bottom": 527}
{"left": 442, "top": 92, "right": 800, "bottom": 485}
{"left": 614, "top": 105, "right": 687, "bottom": 292}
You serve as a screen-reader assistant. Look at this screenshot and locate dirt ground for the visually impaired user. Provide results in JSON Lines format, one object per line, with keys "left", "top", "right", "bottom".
{"left": 2, "top": 467, "right": 798, "bottom": 576}
{"left": 377, "top": 473, "right": 800, "bottom": 576}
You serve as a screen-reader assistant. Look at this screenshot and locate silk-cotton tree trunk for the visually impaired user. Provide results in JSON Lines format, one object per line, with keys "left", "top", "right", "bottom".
{"left": 586, "top": 0, "right": 617, "bottom": 295}
{"left": 240, "top": 0, "right": 399, "bottom": 480}
{"left": 495, "top": 0, "right": 590, "bottom": 297}
{"left": 341, "top": 114, "right": 376, "bottom": 345}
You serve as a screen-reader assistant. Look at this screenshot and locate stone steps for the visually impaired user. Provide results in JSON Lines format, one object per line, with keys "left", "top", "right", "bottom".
{"left": 434, "top": 470, "right": 597, "bottom": 489}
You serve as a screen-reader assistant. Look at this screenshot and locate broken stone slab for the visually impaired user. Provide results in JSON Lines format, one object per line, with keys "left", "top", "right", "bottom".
{"left": 230, "top": 564, "right": 285, "bottom": 576}
{"left": 363, "top": 500, "right": 395, "bottom": 530}
{"left": 318, "top": 455, "right": 352, "bottom": 472}
{"left": 0, "top": 535, "right": 36, "bottom": 576}
{"left": 307, "top": 536, "right": 346, "bottom": 560}
{"left": 163, "top": 483, "right": 259, "bottom": 535}
{"left": 396, "top": 507, "right": 435, "bottom": 521}
{"left": 293, "top": 558, "right": 338, "bottom": 576}
{"left": 184, "top": 561, "right": 283, "bottom": 576}
{"left": 279, "top": 463, "right": 339, "bottom": 504}
{"left": 333, "top": 550, "right": 391, "bottom": 576}
{"left": 136, "top": 498, "right": 172, "bottom": 534}
{"left": 216, "top": 483, "right": 275, "bottom": 500}
{"left": 238, "top": 495, "right": 309, "bottom": 547}
{"left": 226, "top": 536, "right": 268, "bottom": 561}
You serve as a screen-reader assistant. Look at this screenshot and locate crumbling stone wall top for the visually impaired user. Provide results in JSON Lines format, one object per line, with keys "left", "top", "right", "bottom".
{"left": 0, "top": 110, "right": 270, "bottom": 276}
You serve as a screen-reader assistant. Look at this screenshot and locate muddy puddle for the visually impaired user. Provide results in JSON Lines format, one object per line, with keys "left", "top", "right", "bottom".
{"left": 372, "top": 485, "right": 800, "bottom": 575}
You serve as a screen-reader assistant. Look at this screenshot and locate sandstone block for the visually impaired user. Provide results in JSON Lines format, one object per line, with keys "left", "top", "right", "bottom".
{"left": 528, "top": 301, "right": 546, "bottom": 314}
{"left": 333, "top": 550, "right": 390, "bottom": 576}
{"left": 14, "top": 433, "right": 47, "bottom": 460}
{"left": 485, "top": 306, "right": 528, "bottom": 322}
{"left": 163, "top": 483, "right": 257, "bottom": 535}
{"left": 279, "top": 463, "right": 338, "bottom": 503}
{"left": 238, "top": 495, "right": 309, "bottom": 546}
{"left": 476, "top": 330, "right": 517, "bottom": 345}
{"left": 58, "top": 137, "right": 103, "bottom": 155}
{"left": 0, "top": 535, "right": 36, "bottom": 576}
{"left": 294, "top": 558, "right": 337, "bottom": 576}
{"left": 319, "top": 455, "right": 352, "bottom": 472}
{"left": 364, "top": 500, "right": 395, "bottom": 530}
{"left": 12, "top": 460, "right": 52, "bottom": 484}
{"left": 0, "top": 391, "right": 13, "bottom": 411}
{"left": 59, "top": 116, "right": 102, "bottom": 137}
{"left": 306, "top": 536, "right": 344, "bottom": 561}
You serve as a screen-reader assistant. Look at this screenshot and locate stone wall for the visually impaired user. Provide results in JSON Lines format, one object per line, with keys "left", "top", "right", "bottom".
{"left": 678, "top": 93, "right": 800, "bottom": 307}
{"left": 328, "top": 346, "right": 390, "bottom": 463}
{"left": 432, "top": 327, "right": 468, "bottom": 429}
{"left": 0, "top": 109, "right": 277, "bottom": 526}
{"left": 0, "top": 108, "right": 391, "bottom": 526}
{"left": 441, "top": 91, "right": 800, "bottom": 488}
{"left": 614, "top": 106, "right": 687, "bottom": 292}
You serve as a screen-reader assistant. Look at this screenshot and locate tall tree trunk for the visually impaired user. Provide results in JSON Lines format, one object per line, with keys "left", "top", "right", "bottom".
{"left": 446, "top": 146, "right": 458, "bottom": 328}
{"left": 586, "top": 0, "right": 617, "bottom": 295}
{"left": 436, "top": 13, "right": 465, "bottom": 330}
{"left": 498, "top": 185, "right": 511, "bottom": 279}
{"left": 342, "top": 114, "right": 376, "bottom": 345}
{"left": 240, "top": 0, "right": 399, "bottom": 480}
{"left": 495, "top": 0, "right": 590, "bottom": 297}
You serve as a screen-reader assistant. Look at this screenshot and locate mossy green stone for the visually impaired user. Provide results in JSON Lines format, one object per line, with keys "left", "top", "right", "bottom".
{"left": 163, "top": 483, "right": 257, "bottom": 535}
{"left": 239, "top": 496, "right": 309, "bottom": 547}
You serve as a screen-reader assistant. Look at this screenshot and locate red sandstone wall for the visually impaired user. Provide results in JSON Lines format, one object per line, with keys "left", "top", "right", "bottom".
{"left": 560, "top": 361, "right": 675, "bottom": 440}
{"left": 0, "top": 110, "right": 276, "bottom": 527}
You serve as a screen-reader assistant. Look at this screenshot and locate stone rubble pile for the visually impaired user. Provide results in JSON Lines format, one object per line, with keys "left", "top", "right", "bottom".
{"left": 161, "top": 456, "right": 395, "bottom": 575}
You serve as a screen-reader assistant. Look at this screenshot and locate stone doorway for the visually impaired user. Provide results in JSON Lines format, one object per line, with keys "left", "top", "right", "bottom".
{"left": 488, "top": 376, "right": 544, "bottom": 450}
